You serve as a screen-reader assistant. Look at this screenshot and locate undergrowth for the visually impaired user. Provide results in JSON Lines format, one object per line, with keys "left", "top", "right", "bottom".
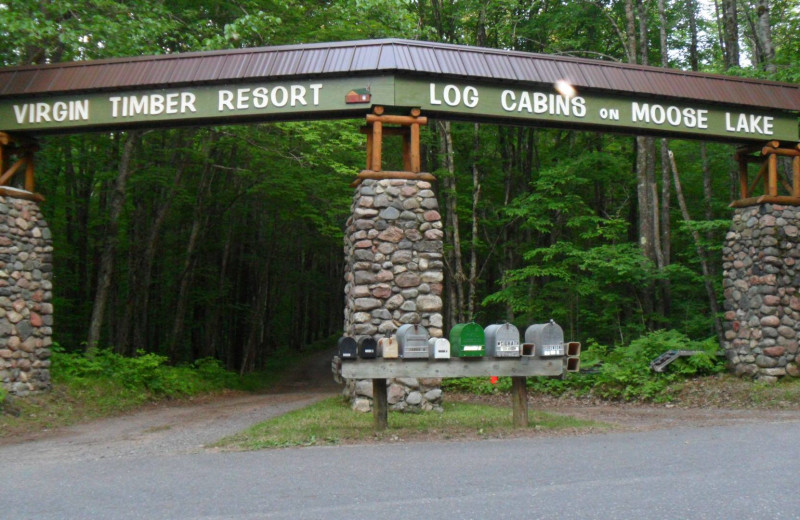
{"left": 443, "top": 329, "right": 725, "bottom": 402}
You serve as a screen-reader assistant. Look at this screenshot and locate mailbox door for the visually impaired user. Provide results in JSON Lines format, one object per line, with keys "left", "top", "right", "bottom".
{"left": 524, "top": 320, "right": 565, "bottom": 357}
{"left": 358, "top": 337, "right": 377, "bottom": 359}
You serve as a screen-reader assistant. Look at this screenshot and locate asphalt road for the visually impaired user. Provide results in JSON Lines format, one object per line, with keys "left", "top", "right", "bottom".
{"left": 3, "top": 418, "right": 799, "bottom": 520}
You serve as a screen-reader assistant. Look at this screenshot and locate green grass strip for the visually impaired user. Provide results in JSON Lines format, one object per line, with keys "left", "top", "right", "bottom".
{"left": 214, "top": 397, "right": 603, "bottom": 450}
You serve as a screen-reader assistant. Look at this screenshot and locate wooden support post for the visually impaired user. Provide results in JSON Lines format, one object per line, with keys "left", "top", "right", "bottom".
{"left": 511, "top": 376, "right": 528, "bottom": 428}
{"left": 768, "top": 152, "right": 778, "bottom": 196}
{"left": 794, "top": 145, "right": 800, "bottom": 198}
{"left": 738, "top": 154, "right": 749, "bottom": 199}
{"left": 410, "top": 123, "right": 420, "bottom": 173}
{"left": 24, "top": 150, "right": 34, "bottom": 192}
{"left": 372, "top": 378, "right": 388, "bottom": 431}
{"left": 402, "top": 132, "right": 411, "bottom": 171}
{"left": 371, "top": 120, "right": 382, "bottom": 172}
{"left": 365, "top": 131, "right": 373, "bottom": 171}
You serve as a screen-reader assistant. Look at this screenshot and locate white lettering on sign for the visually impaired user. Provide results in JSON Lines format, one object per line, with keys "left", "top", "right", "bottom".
{"left": 13, "top": 99, "right": 89, "bottom": 124}
{"left": 725, "top": 112, "right": 774, "bottom": 135}
{"left": 429, "top": 83, "right": 479, "bottom": 108}
{"left": 109, "top": 92, "right": 196, "bottom": 118}
{"left": 631, "top": 102, "right": 708, "bottom": 129}
{"left": 501, "top": 90, "right": 586, "bottom": 117}
{"left": 218, "top": 84, "right": 322, "bottom": 111}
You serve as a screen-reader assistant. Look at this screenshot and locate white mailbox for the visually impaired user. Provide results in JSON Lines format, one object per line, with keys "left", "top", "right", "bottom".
{"left": 428, "top": 337, "right": 451, "bottom": 360}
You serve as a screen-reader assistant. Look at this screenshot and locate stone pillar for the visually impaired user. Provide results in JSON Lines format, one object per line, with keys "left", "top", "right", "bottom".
{"left": 722, "top": 203, "right": 800, "bottom": 382}
{"left": 0, "top": 195, "right": 54, "bottom": 395}
{"left": 342, "top": 179, "right": 444, "bottom": 412}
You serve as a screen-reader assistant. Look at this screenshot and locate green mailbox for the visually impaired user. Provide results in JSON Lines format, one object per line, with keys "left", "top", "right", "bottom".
{"left": 449, "top": 322, "right": 485, "bottom": 358}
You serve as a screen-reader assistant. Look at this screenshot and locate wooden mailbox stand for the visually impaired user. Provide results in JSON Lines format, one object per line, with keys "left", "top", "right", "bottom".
{"left": 0, "top": 132, "right": 44, "bottom": 202}
{"left": 351, "top": 106, "right": 436, "bottom": 187}
{"left": 340, "top": 358, "right": 564, "bottom": 431}
{"left": 732, "top": 141, "right": 800, "bottom": 207}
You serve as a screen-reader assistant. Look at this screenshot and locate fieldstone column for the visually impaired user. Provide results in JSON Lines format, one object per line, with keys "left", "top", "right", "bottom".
{"left": 722, "top": 203, "right": 800, "bottom": 382}
{"left": 0, "top": 195, "right": 54, "bottom": 395}
{"left": 342, "top": 179, "right": 444, "bottom": 412}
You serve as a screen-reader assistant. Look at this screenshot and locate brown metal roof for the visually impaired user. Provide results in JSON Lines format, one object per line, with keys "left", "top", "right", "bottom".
{"left": 1, "top": 38, "right": 799, "bottom": 112}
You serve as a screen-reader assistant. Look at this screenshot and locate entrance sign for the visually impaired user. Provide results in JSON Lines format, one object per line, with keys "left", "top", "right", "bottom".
{"left": 0, "top": 39, "right": 798, "bottom": 142}
{"left": 397, "top": 78, "right": 796, "bottom": 142}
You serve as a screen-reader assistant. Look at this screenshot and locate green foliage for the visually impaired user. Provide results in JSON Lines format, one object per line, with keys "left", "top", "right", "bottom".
{"left": 51, "top": 346, "right": 244, "bottom": 399}
{"left": 449, "top": 331, "right": 724, "bottom": 403}
{"left": 0, "top": 386, "right": 6, "bottom": 406}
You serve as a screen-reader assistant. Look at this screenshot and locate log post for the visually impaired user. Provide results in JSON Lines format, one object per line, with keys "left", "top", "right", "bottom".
{"left": 738, "top": 153, "right": 749, "bottom": 199}
{"left": 768, "top": 152, "right": 778, "bottom": 197}
{"left": 24, "top": 149, "right": 35, "bottom": 192}
{"left": 372, "top": 378, "right": 388, "bottom": 431}
{"left": 511, "top": 376, "right": 529, "bottom": 428}
{"left": 794, "top": 145, "right": 800, "bottom": 198}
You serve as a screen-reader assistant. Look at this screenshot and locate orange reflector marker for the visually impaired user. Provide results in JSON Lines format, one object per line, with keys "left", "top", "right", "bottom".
{"left": 490, "top": 376, "right": 499, "bottom": 385}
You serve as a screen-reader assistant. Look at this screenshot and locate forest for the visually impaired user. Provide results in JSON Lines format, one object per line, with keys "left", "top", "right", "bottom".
{"left": 1, "top": 0, "right": 798, "bottom": 373}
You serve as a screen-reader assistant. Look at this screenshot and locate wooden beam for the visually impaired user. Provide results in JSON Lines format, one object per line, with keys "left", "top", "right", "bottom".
{"left": 748, "top": 161, "right": 767, "bottom": 196}
{"left": 0, "top": 157, "right": 26, "bottom": 186}
{"left": 761, "top": 146, "right": 800, "bottom": 157}
{"left": 356, "top": 170, "right": 436, "bottom": 182}
{"left": 730, "top": 195, "right": 800, "bottom": 208}
{"left": 366, "top": 114, "right": 428, "bottom": 126}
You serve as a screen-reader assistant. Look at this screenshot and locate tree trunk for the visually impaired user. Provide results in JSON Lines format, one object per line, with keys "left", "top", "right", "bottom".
{"left": 668, "top": 150, "right": 724, "bottom": 345}
{"left": 467, "top": 123, "right": 481, "bottom": 321}
{"left": 86, "top": 130, "right": 141, "bottom": 351}
{"left": 437, "top": 120, "right": 465, "bottom": 326}
{"left": 722, "top": 0, "right": 740, "bottom": 69}
{"left": 168, "top": 138, "right": 217, "bottom": 362}
{"left": 755, "top": 0, "right": 776, "bottom": 74}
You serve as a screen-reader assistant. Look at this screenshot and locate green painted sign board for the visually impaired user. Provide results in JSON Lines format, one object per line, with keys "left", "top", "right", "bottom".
{"left": 0, "top": 74, "right": 796, "bottom": 142}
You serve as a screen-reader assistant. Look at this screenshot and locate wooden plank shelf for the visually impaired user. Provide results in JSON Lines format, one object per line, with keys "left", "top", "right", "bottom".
{"left": 341, "top": 357, "right": 563, "bottom": 379}
{"left": 339, "top": 357, "right": 565, "bottom": 431}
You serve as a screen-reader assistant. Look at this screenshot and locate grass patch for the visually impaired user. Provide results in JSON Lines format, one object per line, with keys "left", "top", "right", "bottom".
{"left": 214, "top": 397, "right": 603, "bottom": 450}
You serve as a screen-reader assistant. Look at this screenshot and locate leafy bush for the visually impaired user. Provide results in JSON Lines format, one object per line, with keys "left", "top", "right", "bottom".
{"left": 51, "top": 347, "right": 245, "bottom": 400}
{"left": 446, "top": 330, "right": 724, "bottom": 402}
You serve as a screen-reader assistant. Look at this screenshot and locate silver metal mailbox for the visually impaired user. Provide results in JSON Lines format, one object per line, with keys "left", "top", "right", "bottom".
{"left": 379, "top": 337, "right": 398, "bottom": 359}
{"left": 428, "top": 337, "right": 451, "bottom": 360}
{"left": 338, "top": 336, "right": 357, "bottom": 360}
{"left": 524, "top": 319, "right": 565, "bottom": 357}
{"left": 484, "top": 323, "right": 521, "bottom": 357}
{"left": 357, "top": 336, "right": 377, "bottom": 359}
{"left": 396, "top": 324, "right": 430, "bottom": 359}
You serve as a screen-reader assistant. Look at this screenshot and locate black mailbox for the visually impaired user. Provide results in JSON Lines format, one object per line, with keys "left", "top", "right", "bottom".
{"left": 338, "top": 336, "right": 357, "bottom": 360}
{"left": 357, "top": 336, "right": 378, "bottom": 359}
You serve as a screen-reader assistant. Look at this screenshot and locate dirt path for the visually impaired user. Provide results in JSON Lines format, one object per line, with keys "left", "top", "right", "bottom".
{"left": 0, "top": 348, "right": 341, "bottom": 460}
{"left": 5, "top": 350, "right": 800, "bottom": 461}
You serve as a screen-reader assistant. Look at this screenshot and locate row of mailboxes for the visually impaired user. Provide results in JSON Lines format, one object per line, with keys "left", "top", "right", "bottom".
{"left": 339, "top": 319, "right": 578, "bottom": 362}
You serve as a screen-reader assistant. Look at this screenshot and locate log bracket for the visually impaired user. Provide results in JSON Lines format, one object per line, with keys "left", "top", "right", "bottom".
{"left": 0, "top": 132, "right": 44, "bottom": 202}
{"left": 732, "top": 141, "right": 800, "bottom": 207}
{"left": 351, "top": 106, "right": 435, "bottom": 187}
